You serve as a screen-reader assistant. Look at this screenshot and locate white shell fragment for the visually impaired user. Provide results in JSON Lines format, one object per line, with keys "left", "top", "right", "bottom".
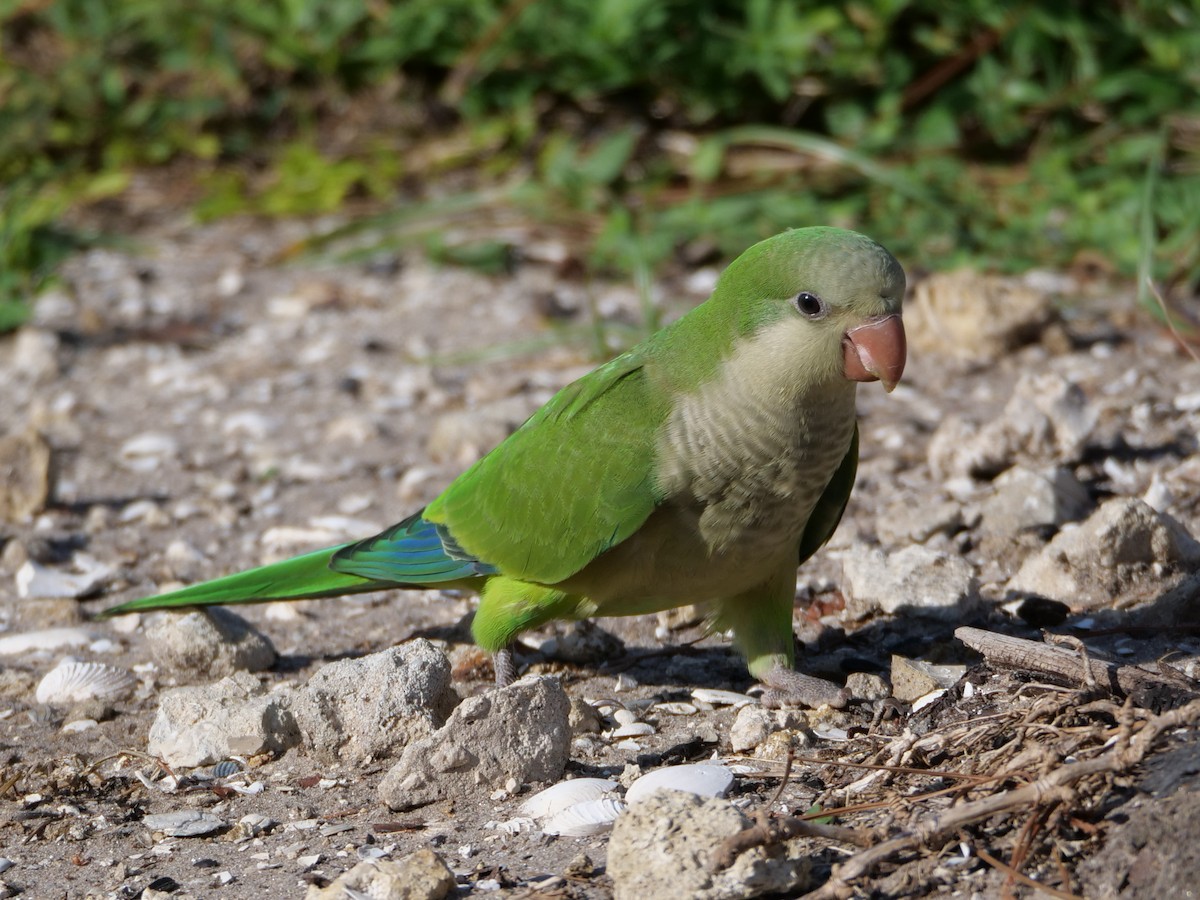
{"left": 911, "top": 688, "right": 948, "bottom": 712}
{"left": 35, "top": 660, "right": 137, "bottom": 706}
{"left": 625, "top": 764, "right": 735, "bottom": 806}
{"left": 541, "top": 797, "right": 626, "bottom": 837}
{"left": 654, "top": 702, "right": 698, "bottom": 715}
{"left": 691, "top": 688, "right": 755, "bottom": 708}
{"left": 611, "top": 722, "right": 656, "bottom": 738}
{"left": 143, "top": 810, "right": 226, "bottom": 837}
{"left": 0, "top": 627, "right": 100, "bottom": 656}
{"left": 16, "top": 557, "right": 112, "bottom": 599}
{"left": 519, "top": 778, "right": 619, "bottom": 819}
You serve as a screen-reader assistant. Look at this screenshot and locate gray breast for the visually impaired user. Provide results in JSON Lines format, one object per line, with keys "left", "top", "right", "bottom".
{"left": 657, "top": 362, "right": 856, "bottom": 555}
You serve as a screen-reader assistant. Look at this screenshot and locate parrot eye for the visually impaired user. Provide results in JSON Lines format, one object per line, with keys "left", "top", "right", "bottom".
{"left": 792, "top": 291, "right": 826, "bottom": 318}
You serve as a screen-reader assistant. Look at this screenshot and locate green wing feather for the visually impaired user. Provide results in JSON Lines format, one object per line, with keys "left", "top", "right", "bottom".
{"left": 423, "top": 346, "right": 669, "bottom": 585}
{"left": 796, "top": 423, "right": 858, "bottom": 564}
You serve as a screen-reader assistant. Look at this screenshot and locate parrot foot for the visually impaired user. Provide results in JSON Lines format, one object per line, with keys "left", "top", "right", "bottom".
{"left": 758, "top": 667, "right": 850, "bottom": 709}
{"left": 493, "top": 645, "right": 517, "bottom": 688}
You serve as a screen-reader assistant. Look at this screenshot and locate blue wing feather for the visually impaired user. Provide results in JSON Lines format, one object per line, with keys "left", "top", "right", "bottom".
{"left": 330, "top": 510, "right": 498, "bottom": 584}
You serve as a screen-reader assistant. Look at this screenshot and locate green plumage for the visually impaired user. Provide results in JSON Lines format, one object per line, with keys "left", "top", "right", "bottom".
{"left": 101, "top": 226, "right": 906, "bottom": 695}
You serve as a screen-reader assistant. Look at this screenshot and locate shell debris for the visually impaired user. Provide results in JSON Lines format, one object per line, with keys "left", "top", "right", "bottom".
{"left": 35, "top": 660, "right": 137, "bottom": 706}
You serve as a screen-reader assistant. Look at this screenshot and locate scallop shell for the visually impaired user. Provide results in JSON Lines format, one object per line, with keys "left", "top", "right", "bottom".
{"left": 36, "top": 661, "right": 136, "bottom": 705}
{"left": 519, "top": 778, "right": 619, "bottom": 819}
{"left": 542, "top": 797, "right": 626, "bottom": 836}
{"left": 625, "top": 764, "right": 734, "bottom": 806}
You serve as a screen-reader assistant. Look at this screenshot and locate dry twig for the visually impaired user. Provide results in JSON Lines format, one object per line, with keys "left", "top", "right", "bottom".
{"left": 956, "top": 627, "right": 1196, "bottom": 704}
{"left": 713, "top": 698, "right": 1200, "bottom": 898}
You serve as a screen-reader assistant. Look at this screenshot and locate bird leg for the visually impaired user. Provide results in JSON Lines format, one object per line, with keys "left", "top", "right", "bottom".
{"left": 759, "top": 666, "right": 850, "bottom": 709}
{"left": 493, "top": 644, "right": 517, "bottom": 688}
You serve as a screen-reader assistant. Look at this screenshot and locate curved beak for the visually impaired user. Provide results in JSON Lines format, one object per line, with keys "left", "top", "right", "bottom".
{"left": 842, "top": 313, "right": 906, "bottom": 392}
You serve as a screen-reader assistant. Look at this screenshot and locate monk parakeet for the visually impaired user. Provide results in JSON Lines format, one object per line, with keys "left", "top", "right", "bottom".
{"left": 101, "top": 226, "right": 906, "bottom": 707}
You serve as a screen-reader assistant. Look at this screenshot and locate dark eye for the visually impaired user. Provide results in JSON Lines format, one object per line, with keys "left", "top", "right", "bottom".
{"left": 793, "top": 291, "right": 826, "bottom": 318}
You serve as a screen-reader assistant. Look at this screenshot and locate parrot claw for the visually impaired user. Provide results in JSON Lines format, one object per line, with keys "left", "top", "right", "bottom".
{"left": 758, "top": 667, "right": 850, "bottom": 709}
{"left": 493, "top": 646, "right": 517, "bottom": 688}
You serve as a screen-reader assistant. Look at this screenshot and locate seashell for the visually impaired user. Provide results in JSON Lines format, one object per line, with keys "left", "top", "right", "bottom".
{"left": 612, "top": 708, "right": 639, "bottom": 726}
{"left": 143, "top": 810, "right": 225, "bottom": 837}
{"left": 625, "top": 764, "right": 735, "bottom": 806}
{"left": 16, "top": 556, "right": 111, "bottom": 600}
{"left": 655, "top": 702, "right": 698, "bottom": 716}
{"left": 812, "top": 725, "right": 850, "bottom": 742}
{"left": 61, "top": 719, "right": 98, "bottom": 733}
{"left": 519, "top": 778, "right": 619, "bottom": 819}
{"left": 691, "top": 688, "right": 755, "bottom": 707}
{"left": 209, "top": 760, "right": 241, "bottom": 779}
{"left": 36, "top": 660, "right": 136, "bottom": 706}
{"left": 611, "top": 722, "right": 655, "bottom": 738}
{"left": 0, "top": 627, "right": 99, "bottom": 656}
{"left": 910, "top": 688, "right": 947, "bottom": 712}
{"left": 542, "top": 797, "right": 626, "bottom": 836}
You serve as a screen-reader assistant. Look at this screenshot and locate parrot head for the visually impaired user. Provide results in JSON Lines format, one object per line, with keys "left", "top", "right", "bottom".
{"left": 714, "top": 226, "right": 907, "bottom": 392}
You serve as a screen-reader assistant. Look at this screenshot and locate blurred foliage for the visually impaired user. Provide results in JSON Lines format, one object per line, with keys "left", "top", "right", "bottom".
{"left": 1, "top": 0, "right": 1198, "bottom": 329}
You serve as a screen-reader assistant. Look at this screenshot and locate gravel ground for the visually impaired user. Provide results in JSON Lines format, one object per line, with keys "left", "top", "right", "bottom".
{"left": 1, "top": 212, "right": 1199, "bottom": 899}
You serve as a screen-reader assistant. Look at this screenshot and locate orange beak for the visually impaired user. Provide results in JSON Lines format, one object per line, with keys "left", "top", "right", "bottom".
{"left": 842, "top": 313, "right": 906, "bottom": 392}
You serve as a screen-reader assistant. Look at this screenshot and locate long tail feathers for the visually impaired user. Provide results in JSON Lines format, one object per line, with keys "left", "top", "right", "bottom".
{"left": 97, "top": 544, "right": 385, "bottom": 618}
{"left": 97, "top": 510, "right": 497, "bottom": 619}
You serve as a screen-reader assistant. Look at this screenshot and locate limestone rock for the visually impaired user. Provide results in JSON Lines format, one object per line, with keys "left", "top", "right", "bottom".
{"left": 907, "top": 269, "right": 1053, "bottom": 362}
{"left": 843, "top": 545, "right": 981, "bottom": 621}
{"left": 305, "top": 851, "right": 455, "bottom": 900}
{"left": 378, "top": 675, "right": 570, "bottom": 811}
{"left": 1008, "top": 497, "right": 1200, "bottom": 609}
{"left": 0, "top": 428, "right": 53, "bottom": 522}
{"left": 608, "top": 791, "right": 810, "bottom": 899}
{"left": 979, "top": 466, "right": 1092, "bottom": 537}
{"left": 288, "top": 641, "right": 457, "bottom": 765}
{"left": 928, "top": 372, "right": 1096, "bottom": 479}
{"left": 145, "top": 608, "right": 277, "bottom": 678}
{"left": 147, "top": 672, "right": 300, "bottom": 768}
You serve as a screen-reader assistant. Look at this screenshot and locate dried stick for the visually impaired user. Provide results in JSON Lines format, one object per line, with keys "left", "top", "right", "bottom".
{"left": 955, "top": 627, "right": 1196, "bottom": 702}
{"left": 796, "top": 698, "right": 1200, "bottom": 899}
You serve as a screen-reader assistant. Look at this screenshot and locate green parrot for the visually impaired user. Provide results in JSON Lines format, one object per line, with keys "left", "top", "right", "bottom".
{"left": 100, "top": 226, "right": 906, "bottom": 707}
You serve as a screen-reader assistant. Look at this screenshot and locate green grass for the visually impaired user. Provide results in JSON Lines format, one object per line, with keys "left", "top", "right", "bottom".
{"left": 2, "top": 0, "right": 1197, "bottom": 331}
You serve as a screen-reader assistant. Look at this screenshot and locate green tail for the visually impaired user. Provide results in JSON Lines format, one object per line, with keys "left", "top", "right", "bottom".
{"left": 97, "top": 544, "right": 388, "bottom": 618}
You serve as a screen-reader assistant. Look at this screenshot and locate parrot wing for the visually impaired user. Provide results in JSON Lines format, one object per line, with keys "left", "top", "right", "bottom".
{"left": 796, "top": 423, "right": 858, "bottom": 565}
{"left": 332, "top": 347, "right": 668, "bottom": 587}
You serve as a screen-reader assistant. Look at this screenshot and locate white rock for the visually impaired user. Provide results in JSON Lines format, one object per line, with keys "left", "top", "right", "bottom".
{"left": 608, "top": 791, "right": 810, "bottom": 899}
{"left": 1008, "top": 497, "right": 1200, "bottom": 608}
{"left": 379, "top": 676, "right": 570, "bottom": 811}
{"left": 145, "top": 608, "right": 277, "bottom": 677}
{"left": 843, "top": 546, "right": 980, "bottom": 621}
{"left": 288, "top": 641, "right": 457, "bottom": 765}
{"left": 119, "top": 432, "right": 179, "bottom": 471}
{"left": 147, "top": 672, "right": 300, "bottom": 769}
{"left": 303, "top": 850, "right": 456, "bottom": 900}
{"left": 979, "top": 466, "right": 1091, "bottom": 536}
{"left": 928, "top": 372, "right": 1096, "bottom": 479}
